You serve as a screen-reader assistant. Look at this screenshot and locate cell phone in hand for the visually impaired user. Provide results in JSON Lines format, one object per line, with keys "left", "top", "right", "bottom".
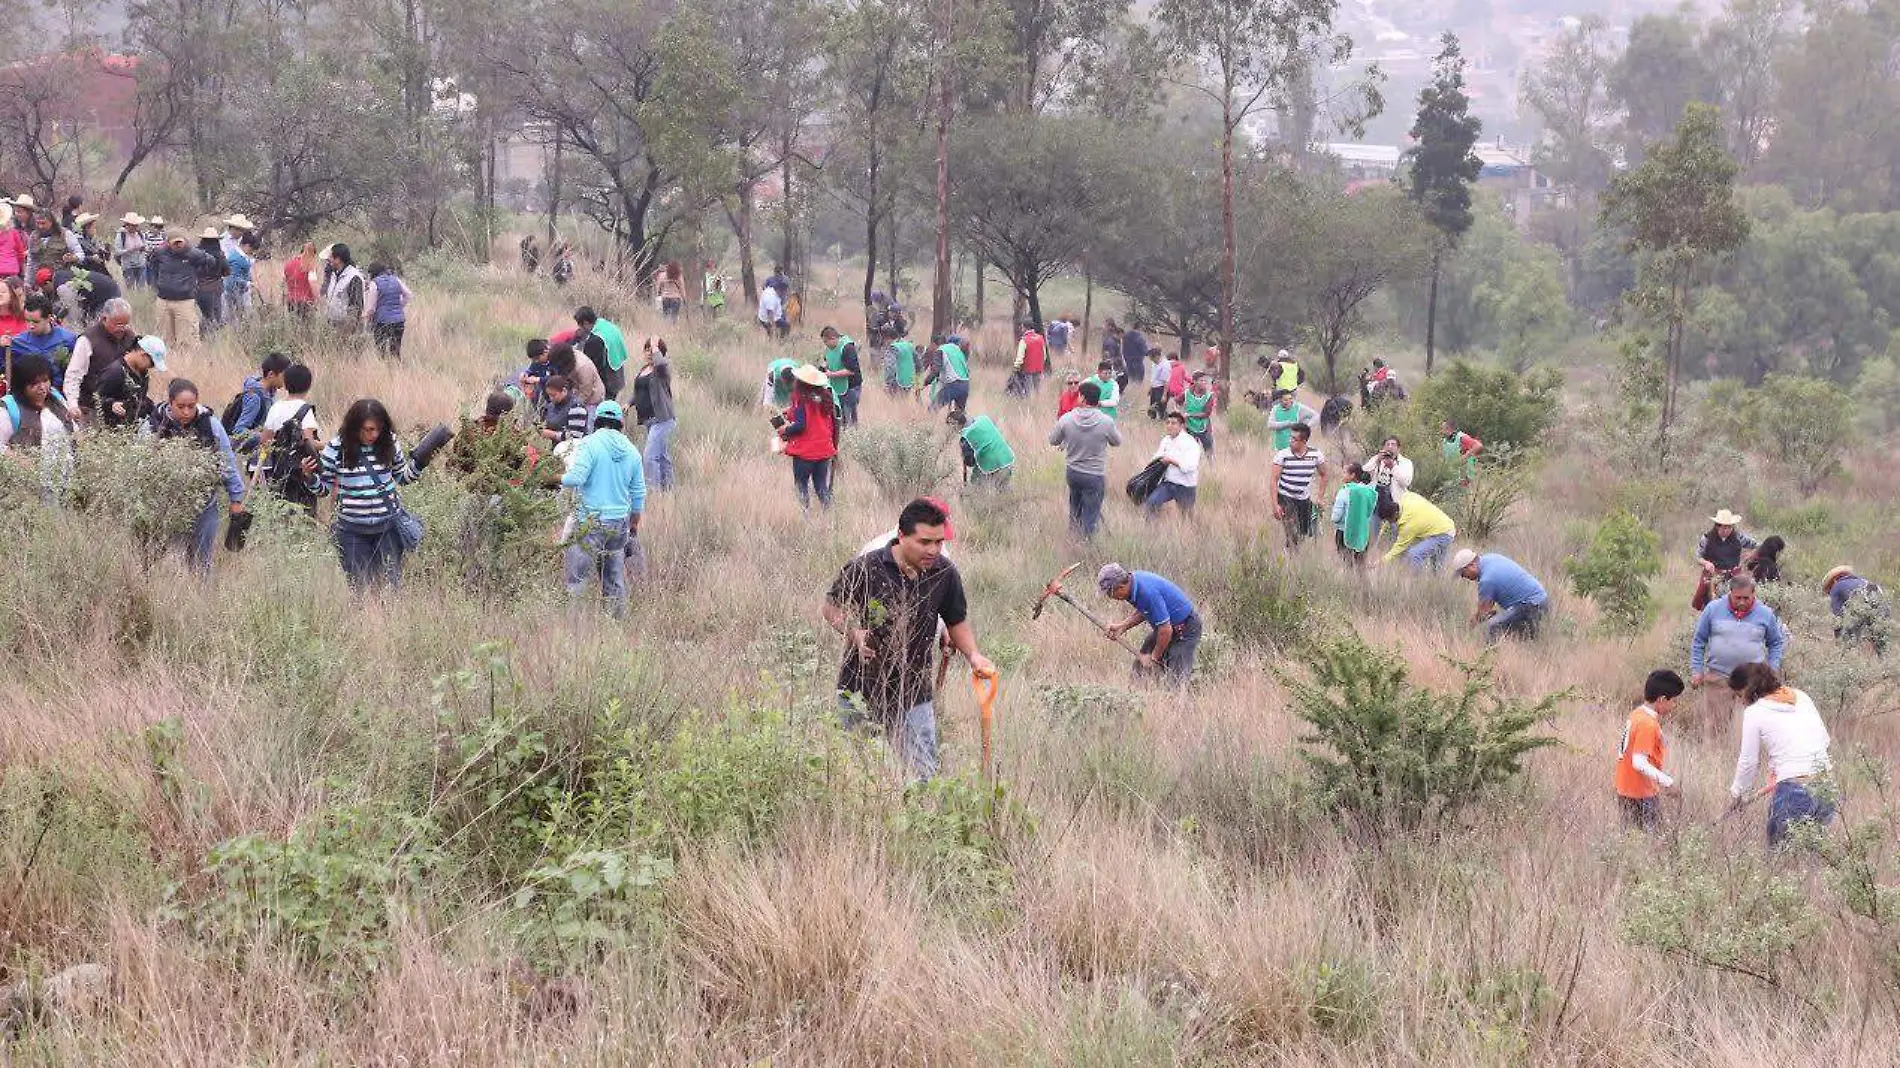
{"left": 770, "top": 414, "right": 787, "bottom": 429}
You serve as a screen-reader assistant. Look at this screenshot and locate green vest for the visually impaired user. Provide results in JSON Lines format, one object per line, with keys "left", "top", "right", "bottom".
{"left": 1273, "top": 359, "right": 1301, "bottom": 393}
{"left": 767, "top": 357, "right": 798, "bottom": 409}
{"left": 1340, "top": 482, "right": 1378, "bottom": 553}
{"left": 891, "top": 340, "right": 917, "bottom": 388}
{"left": 595, "top": 318, "right": 630, "bottom": 371}
{"left": 940, "top": 343, "right": 969, "bottom": 382}
{"left": 1183, "top": 389, "right": 1212, "bottom": 434}
{"left": 824, "top": 335, "right": 857, "bottom": 400}
{"left": 1085, "top": 375, "right": 1119, "bottom": 417}
{"left": 960, "top": 416, "right": 1014, "bottom": 474}
{"left": 1270, "top": 403, "right": 1300, "bottom": 450}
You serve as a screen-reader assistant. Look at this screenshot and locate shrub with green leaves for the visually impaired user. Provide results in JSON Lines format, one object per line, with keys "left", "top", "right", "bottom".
{"left": 1620, "top": 830, "right": 1821, "bottom": 987}
{"left": 843, "top": 421, "right": 954, "bottom": 499}
{"left": 1283, "top": 635, "right": 1558, "bottom": 833}
{"left": 1699, "top": 374, "right": 1857, "bottom": 493}
{"left": 1217, "top": 545, "right": 1318, "bottom": 654}
{"left": 1407, "top": 359, "right": 1563, "bottom": 450}
{"left": 1565, "top": 509, "right": 1663, "bottom": 633}
{"left": 66, "top": 433, "right": 220, "bottom": 567}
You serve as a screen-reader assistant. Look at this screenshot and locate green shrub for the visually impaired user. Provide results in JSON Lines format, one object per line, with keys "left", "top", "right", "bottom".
{"left": 1300, "top": 957, "right": 1382, "bottom": 1041}
{"left": 1038, "top": 684, "right": 1144, "bottom": 722}
{"left": 64, "top": 433, "right": 220, "bottom": 568}
{"left": 843, "top": 421, "right": 954, "bottom": 499}
{"left": 889, "top": 775, "right": 1032, "bottom": 907}
{"left": 1700, "top": 374, "right": 1857, "bottom": 493}
{"left": 1565, "top": 509, "right": 1663, "bottom": 634}
{"left": 1444, "top": 448, "right": 1530, "bottom": 542}
{"left": 1226, "top": 401, "right": 1269, "bottom": 443}
{"left": 1284, "top": 635, "right": 1558, "bottom": 833}
{"left": 185, "top": 802, "right": 443, "bottom": 982}
{"left": 1217, "top": 545, "right": 1318, "bottom": 654}
{"left": 1409, "top": 360, "right": 1563, "bottom": 450}
{"left": 1620, "top": 830, "right": 1821, "bottom": 987}
{"left": 510, "top": 847, "right": 673, "bottom": 966}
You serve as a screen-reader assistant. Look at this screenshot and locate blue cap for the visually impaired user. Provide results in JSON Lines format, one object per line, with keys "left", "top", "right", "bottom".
{"left": 593, "top": 400, "right": 624, "bottom": 424}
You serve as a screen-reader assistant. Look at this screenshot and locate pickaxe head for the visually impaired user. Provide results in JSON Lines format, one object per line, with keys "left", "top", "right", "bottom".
{"left": 1031, "top": 562, "right": 1083, "bottom": 620}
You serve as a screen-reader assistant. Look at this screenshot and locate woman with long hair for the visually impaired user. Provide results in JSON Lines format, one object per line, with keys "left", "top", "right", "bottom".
{"left": 632, "top": 336, "right": 676, "bottom": 490}
{"left": 311, "top": 398, "right": 425, "bottom": 589}
{"left": 777, "top": 365, "right": 838, "bottom": 510}
{"left": 0, "top": 352, "right": 77, "bottom": 500}
{"left": 1726, "top": 663, "right": 1835, "bottom": 846}
{"left": 657, "top": 261, "right": 685, "bottom": 322}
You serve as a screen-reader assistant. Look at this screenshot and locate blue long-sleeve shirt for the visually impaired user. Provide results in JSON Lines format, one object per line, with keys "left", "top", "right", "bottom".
{"left": 561, "top": 427, "right": 646, "bottom": 522}
{"left": 1691, "top": 598, "right": 1787, "bottom": 677}
{"left": 231, "top": 375, "right": 273, "bottom": 437}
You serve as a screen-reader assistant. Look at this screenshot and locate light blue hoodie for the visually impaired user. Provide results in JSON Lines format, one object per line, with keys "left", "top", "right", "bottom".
{"left": 561, "top": 426, "right": 647, "bottom": 522}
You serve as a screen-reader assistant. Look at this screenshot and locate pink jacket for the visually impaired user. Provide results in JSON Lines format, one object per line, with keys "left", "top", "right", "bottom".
{"left": 0, "top": 227, "right": 27, "bottom": 277}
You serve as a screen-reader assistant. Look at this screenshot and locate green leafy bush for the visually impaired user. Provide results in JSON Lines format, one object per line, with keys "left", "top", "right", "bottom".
{"left": 511, "top": 848, "right": 673, "bottom": 966}
{"left": 186, "top": 802, "right": 443, "bottom": 981}
{"left": 843, "top": 421, "right": 954, "bottom": 499}
{"left": 1565, "top": 509, "right": 1663, "bottom": 633}
{"left": 1700, "top": 374, "right": 1857, "bottom": 493}
{"left": 1408, "top": 359, "right": 1563, "bottom": 450}
{"left": 1284, "top": 635, "right": 1558, "bottom": 833}
{"left": 66, "top": 433, "right": 220, "bottom": 568}
{"left": 889, "top": 775, "right": 1032, "bottom": 906}
{"left": 1621, "top": 830, "right": 1821, "bottom": 987}
{"left": 1217, "top": 545, "right": 1318, "bottom": 654}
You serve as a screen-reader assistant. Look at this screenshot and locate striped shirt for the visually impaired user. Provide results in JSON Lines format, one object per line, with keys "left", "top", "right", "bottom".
{"left": 315, "top": 438, "right": 421, "bottom": 530}
{"left": 1273, "top": 446, "right": 1325, "bottom": 500}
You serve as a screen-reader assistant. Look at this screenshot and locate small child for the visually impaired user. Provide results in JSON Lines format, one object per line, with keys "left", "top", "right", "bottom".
{"left": 537, "top": 374, "right": 589, "bottom": 443}
{"left": 519, "top": 338, "right": 553, "bottom": 404}
{"left": 1615, "top": 670, "right": 1686, "bottom": 832}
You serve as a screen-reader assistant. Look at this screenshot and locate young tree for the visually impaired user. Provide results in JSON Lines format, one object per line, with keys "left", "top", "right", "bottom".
{"left": 1154, "top": 0, "right": 1375, "bottom": 400}
{"left": 1704, "top": 0, "right": 1792, "bottom": 167}
{"left": 1276, "top": 186, "right": 1432, "bottom": 391}
{"left": 1607, "top": 13, "right": 1720, "bottom": 166}
{"left": 1599, "top": 102, "right": 1750, "bottom": 458}
{"left": 1520, "top": 14, "right": 1615, "bottom": 195}
{"left": 945, "top": 115, "right": 1130, "bottom": 328}
{"left": 1405, "top": 33, "right": 1483, "bottom": 377}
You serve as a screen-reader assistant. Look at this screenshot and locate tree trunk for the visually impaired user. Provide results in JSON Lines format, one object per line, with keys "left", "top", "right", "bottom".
{"left": 863, "top": 166, "right": 880, "bottom": 310}
{"left": 1025, "top": 284, "right": 1042, "bottom": 334}
{"left": 929, "top": 0, "right": 955, "bottom": 339}
{"left": 546, "top": 133, "right": 562, "bottom": 251}
{"left": 780, "top": 132, "right": 796, "bottom": 270}
{"left": 735, "top": 183, "right": 759, "bottom": 307}
{"left": 974, "top": 259, "right": 986, "bottom": 325}
{"left": 1425, "top": 245, "right": 1442, "bottom": 375}
{"left": 887, "top": 212, "right": 899, "bottom": 298}
{"left": 1218, "top": 107, "right": 1236, "bottom": 408}
{"left": 1082, "top": 270, "right": 1094, "bottom": 357}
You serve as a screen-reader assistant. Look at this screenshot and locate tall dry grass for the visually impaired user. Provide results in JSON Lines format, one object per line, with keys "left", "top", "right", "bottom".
{"left": 0, "top": 258, "right": 1896, "bottom": 1066}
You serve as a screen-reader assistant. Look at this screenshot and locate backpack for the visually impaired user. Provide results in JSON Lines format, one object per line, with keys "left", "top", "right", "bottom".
{"left": 220, "top": 385, "right": 258, "bottom": 433}
{"left": 262, "top": 404, "right": 317, "bottom": 497}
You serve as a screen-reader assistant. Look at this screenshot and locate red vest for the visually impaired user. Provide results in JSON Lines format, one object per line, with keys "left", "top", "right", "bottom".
{"left": 1021, "top": 332, "right": 1047, "bottom": 374}
{"left": 784, "top": 397, "right": 837, "bottom": 462}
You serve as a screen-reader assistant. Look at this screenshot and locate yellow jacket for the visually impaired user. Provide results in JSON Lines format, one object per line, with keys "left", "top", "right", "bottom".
{"left": 1385, "top": 494, "right": 1457, "bottom": 561}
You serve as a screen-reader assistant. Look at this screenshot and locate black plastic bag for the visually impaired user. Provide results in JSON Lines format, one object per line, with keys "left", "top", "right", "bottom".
{"left": 1125, "top": 458, "right": 1167, "bottom": 504}
{"left": 223, "top": 510, "right": 254, "bottom": 552}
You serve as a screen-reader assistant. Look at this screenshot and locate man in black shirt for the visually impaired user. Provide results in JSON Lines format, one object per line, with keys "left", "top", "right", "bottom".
{"left": 824, "top": 497, "right": 996, "bottom": 780}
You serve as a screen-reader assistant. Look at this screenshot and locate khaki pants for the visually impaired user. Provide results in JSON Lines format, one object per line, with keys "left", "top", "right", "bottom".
{"left": 1696, "top": 678, "right": 1736, "bottom": 737}
{"left": 157, "top": 299, "right": 199, "bottom": 354}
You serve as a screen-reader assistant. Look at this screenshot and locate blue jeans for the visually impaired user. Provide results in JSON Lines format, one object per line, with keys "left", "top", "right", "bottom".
{"left": 644, "top": 418, "right": 676, "bottom": 490}
{"left": 838, "top": 695, "right": 940, "bottom": 782}
{"left": 793, "top": 457, "right": 833, "bottom": 509}
{"left": 336, "top": 524, "right": 404, "bottom": 589}
{"left": 1190, "top": 428, "right": 1213, "bottom": 459}
{"left": 1485, "top": 600, "right": 1546, "bottom": 644}
{"left": 563, "top": 515, "right": 630, "bottom": 617}
{"left": 184, "top": 497, "right": 223, "bottom": 574}
{"left": 1066, "top": 469, "right": 1106, "bottom": 539}
{"left": 1404, "top": 533, "right": 1454, "bottom": 572}
{"left": 1767, "top": 779, "right": 1835, "bottom": 847}
{"left": 1144, "top": 480, "right": 1196, "bottom": 517}
{"left": 934, "top": 379, "right": 969, "bottom": 415}
{"left": 839, "top": 387, "right": 861, "bottom": 427}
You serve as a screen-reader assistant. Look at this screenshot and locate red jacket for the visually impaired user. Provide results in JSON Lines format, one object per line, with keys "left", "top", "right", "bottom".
{"left": 1057, "top": 387, "right": 1080, "bottom": 419}
{"left": 781, "top": 396, "right": 838, "bottom": 462}
{"left": 1167, "top": 361, "right": 1187, "bottom": 399}
{"left": 1019, "top": 331, "right": 1047, "bottom": 374}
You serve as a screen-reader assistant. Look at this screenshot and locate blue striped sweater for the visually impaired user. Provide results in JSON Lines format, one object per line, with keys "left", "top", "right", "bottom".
{"left": 314, "top": 438, "right": 420, "bottom": 530}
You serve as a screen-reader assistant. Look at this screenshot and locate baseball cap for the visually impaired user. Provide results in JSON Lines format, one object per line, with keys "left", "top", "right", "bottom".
{"left": 593, "top": 400, "right": 624, "bottom": 424}
{"left": 137, "top": 335, "right": 168, "bottom": 372}
{"left": 1450, "top": 548, "right": 1478, "bottom": 573}
{"left": 1097, "top": 563, "right": 1131, "bottom": 594}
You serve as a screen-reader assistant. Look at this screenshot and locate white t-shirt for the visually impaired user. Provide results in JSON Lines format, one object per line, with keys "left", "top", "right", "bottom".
{"left": 1153, "top": 431, "right": 1202, "bottom": 487}
{"left": 263, "top": 398, "right": 321, "bottom": 436}
{"left": 758, "top": 287, "right": 784, "bottom": 324}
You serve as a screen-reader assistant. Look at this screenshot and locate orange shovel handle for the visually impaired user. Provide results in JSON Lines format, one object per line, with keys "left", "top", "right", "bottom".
{"left": 970, "top": 671, "right": 999, "bottom": 782}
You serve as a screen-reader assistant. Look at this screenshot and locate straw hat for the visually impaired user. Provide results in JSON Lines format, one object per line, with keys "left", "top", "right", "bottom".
{"left": 200, "top": 226, "right": 221, "bottom": 240}
{"left": 1822, "top": 566, "right": 1854, "bottom": 593}
{"left": 1709, "top": 509, "right": 1744, "bottom": 526}
{"left": 223, "top": 213, "right": 255, "bottom": 231}
{"left": 10, "top": 194, "right": 35, "bottom": 210}
{"left": 1450, "top": 548, "right": 1479, "bottom": 574}
{"left": 75, "top": 212, "right": 99, "bottom": 227}
{"left": 149, "top": 214, "right": 166, "bottom": 226}
{"left": 791, "top": 364, "right": 828, "bottom": 388}
{"left": 121, "top": 212, "right": 144, "bottom": 226}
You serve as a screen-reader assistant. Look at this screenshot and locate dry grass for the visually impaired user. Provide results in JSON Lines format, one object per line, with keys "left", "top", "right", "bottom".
{"left": 0, "top": 259, "right": 1896, "bottom": 1066}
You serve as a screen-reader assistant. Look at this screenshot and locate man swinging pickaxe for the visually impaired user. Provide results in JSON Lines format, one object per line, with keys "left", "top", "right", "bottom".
{"left": 1032, "top": 562, "right": 1138, "bottom": 653}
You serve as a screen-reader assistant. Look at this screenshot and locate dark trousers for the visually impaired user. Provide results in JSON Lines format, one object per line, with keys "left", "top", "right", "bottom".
{"left": 1066, "top": 469, "right": 1106, "bottom": 539}
{"left": 792, "top": 456, "right": 833, "bottom": 509}
{"left": 1139, "top": 612, "right": 1203, "bottom": 684}
{"left": 1278, "top": 493, "right": 1317, "bottom": 547}
{"left": 839, "top": 387, "right": 861, "bottom": 427}
{"left": 1619, "top": 795, "right": 1661, "bottom": 833}
{"left": 1190, "top": 427, "right": 1214, "bottom": 459}
{"left": 335, "top": 524, "right": 404, "bottom": 589}
{"left": 1147, "top": 386, "right": 1166, "bottom": 419}
{"left": 195, "top": 288, "right": 222, "bottom": 335}
{"left": 373, "top": 321, "right": 405, "bottom": 358}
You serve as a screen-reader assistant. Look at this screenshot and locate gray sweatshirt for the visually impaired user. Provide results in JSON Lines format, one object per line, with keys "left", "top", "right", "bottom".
{"left": 1048, "top": 406, "right": 1122, "bottom": 476}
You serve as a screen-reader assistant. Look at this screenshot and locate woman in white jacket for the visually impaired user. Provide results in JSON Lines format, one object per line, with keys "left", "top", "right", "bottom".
{"left": 1726, "top": 663, "right": 1835, "bottom": 846}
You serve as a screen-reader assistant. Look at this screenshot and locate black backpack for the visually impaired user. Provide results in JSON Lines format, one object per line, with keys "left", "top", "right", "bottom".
{"left": 262, "top": 404, "right": 317, "bottom": 496}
